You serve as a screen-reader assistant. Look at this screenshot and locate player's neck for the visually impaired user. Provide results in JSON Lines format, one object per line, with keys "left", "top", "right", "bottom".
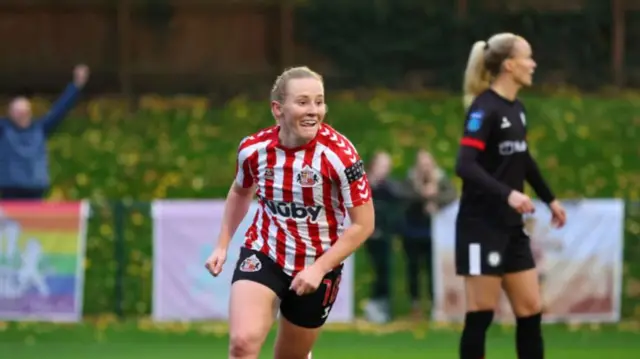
{"left": 490, "top": 77, "right": 520, "bottom": 102}
{"left": 278, "top": 132, "right": 311, "bottom": 149}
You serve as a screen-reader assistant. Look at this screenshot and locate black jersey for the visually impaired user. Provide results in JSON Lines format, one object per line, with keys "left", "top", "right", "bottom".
{"left": 455, "top": 89, "right": 554, "bottom": 226}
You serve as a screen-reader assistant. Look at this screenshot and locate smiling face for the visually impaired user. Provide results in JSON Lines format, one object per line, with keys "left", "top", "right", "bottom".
{"left": 270, "top": 67, "right": 326, "bottom": 148}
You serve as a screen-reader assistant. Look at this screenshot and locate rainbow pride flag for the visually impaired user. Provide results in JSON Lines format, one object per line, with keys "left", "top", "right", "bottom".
{"left": 0, "top": 201, "right": 88, "bottom": 322}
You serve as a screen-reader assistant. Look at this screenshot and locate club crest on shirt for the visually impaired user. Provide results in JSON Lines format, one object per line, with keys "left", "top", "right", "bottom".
{"left": 296, "top": 166, "right": 320, "bottom": 187}
{"left": 239, "top": 254, "right": 262, "bottom": 272}
{"left": 264, "top": 167, "right": 274, "bottom": 180}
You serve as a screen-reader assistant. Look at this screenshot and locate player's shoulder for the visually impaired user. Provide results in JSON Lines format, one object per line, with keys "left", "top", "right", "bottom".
{"left": 514, "top": 98, "right": 526, "bottom": 112}
{"left": 466, "top": 90, "right": 501, "bottom": 123}
{"left": 316, "top": 124, "right": 359, "bottom": 165}
{"left": 468, "top": 90, "right": 500, "bottom": 112}
{"left": 317, "top": 124, "right": 356, "bottom": 150}
{"left": 238, "top": 125, "right": 278, "bottom": 150}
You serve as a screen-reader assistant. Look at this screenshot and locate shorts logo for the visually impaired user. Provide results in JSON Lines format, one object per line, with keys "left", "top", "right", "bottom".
{"left": 487, "top": 251, "right": 501, "bottom": 267}
{"left": 239, "top": 254, "right": 262, "bottom": 272}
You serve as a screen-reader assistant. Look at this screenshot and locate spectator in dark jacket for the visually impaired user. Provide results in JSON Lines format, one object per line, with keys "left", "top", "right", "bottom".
{"left": 400, "top": 149, "right": 457, "bottom": 319}
{"left": 363, "top": 151, "right": 406, "bottom": 323}
{"left": 0, "top": 65, "right": 89, "bottom": 200}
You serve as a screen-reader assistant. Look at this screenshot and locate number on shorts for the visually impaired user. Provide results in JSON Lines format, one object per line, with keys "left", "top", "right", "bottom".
{"left": 322, "top": 276, "right": 341, "bottom": 307}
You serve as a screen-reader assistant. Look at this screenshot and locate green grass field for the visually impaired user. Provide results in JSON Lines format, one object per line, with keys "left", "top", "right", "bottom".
{"left": 2, "top": 319, "right": 640, "bottom": 358}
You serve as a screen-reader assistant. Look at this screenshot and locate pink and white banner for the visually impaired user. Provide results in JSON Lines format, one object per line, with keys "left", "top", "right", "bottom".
{"left": 432, "top": 199, "right": 624, "bottom": 323}
{"left": 152, "top": 200, "right": 354, "bottom": 322}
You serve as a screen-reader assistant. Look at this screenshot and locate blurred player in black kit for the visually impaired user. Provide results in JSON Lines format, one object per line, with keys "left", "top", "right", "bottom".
{"left": 454, "top": 33, "right": 567, "bottom": 359}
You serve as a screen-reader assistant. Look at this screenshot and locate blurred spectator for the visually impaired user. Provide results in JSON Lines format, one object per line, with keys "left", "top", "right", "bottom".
{"left": 400, "top": 149, "right": 456, "bottom": 319}
{"left": 0, "top": 65, "right": 89, "bottom": 200}
{"left": 363, "top": 151, "right": 406, "bottom": 324}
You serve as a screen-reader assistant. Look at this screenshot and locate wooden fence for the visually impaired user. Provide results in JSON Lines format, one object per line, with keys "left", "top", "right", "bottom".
{"left": 0, "top": 0, "right": 633, "bottom": 95}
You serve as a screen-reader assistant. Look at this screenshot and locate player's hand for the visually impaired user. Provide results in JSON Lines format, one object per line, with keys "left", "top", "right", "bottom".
{"left": 507, "top": 190, "right": 535, "bottom": 214}
{"left": 549, "top": 200, "right": 567, "bottom": 228}
{"left": 73, "top": 64, "right": 90, "bottom": 88}
{"left": 290, "top": 265, "right": 324, "bottom": 296}
{"left": 422, "top": 182, "right": 438, "bottom": 197}
{"left": 204, "top": 247, "right": 227, "bottom": 277}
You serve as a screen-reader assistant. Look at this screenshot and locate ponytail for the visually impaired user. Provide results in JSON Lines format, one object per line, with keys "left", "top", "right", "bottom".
{"left": 463, "top": 41, "right": 492, "bottom": 109}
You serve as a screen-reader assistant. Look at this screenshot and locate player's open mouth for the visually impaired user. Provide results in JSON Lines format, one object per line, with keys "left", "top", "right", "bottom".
{"left": 300, "top": 120, "right": 317, "bottom": 127}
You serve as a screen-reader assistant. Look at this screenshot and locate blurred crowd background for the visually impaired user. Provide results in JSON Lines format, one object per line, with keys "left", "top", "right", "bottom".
{"left": 0, "top": 0, "right": 639, "bottom": 331}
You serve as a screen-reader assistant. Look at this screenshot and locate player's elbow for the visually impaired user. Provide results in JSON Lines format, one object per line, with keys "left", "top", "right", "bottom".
{"left": 455, "top": 147, "right": 479, "bottom": 179}
{"left": 359, "top": 216, "right": 375, "bottom": 240}
{"left": 348, "top": 201, "right": 375, "bottom": 241}
{"left": 455, "top": 157, "right": 469, "bottom": 179}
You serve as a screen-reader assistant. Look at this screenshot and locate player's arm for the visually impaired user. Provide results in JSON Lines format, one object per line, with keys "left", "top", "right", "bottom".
{"left": 314, "top": 156, "right": 375, "bottom": 274}
{"left": 455, "top": 106, "right": 512, "bottom": 200}
{"left": 524, "top": 151, "right": 555, "bottom": 204}
{"left": 215, "top": 140, "right": 256, "bottom": 251}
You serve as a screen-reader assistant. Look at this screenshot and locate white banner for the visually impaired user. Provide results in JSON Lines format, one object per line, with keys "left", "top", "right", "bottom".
{"left": 152, "top": 200, "right": 354, "bottom": 323}
{"left": 432, "top": 199, "right": 624, "bottom": 323}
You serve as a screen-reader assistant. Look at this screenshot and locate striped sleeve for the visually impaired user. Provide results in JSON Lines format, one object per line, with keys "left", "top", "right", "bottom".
{"left": 234, "top": 137, "right": 258, "bottom": 188}
{"left": 324, "top": 134, "right": 371, "bottom": 208}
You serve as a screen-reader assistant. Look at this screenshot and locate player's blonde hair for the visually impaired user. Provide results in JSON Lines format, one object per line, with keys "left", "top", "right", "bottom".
{"left": 463, "top": 33, "right": 520, "bottom": 108}
{"left": 270, "top": 66, "right": 323, "bottom": 103}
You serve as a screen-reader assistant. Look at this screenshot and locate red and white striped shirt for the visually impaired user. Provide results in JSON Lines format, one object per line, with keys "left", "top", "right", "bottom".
{"left": 234, "top": 124, "right": 371, "bottom": 276}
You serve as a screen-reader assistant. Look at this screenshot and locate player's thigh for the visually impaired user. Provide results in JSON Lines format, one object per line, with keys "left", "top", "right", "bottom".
{"left": 229, "top": 248, "right": 287, "bottom": 355}
{"left": 463, "top": 275, "right": 503, "bottom": 311}
{"left": 455, "top": 218, "right": 507, "bottom": 310}
{"left": 273, "top": 315, "right": 321, "bottom": 359}
{"left": 274, "top": 267, "right": 340, "bottom": 359}
{"left": 502, "top": 228, "right": 541, "bottom": 316}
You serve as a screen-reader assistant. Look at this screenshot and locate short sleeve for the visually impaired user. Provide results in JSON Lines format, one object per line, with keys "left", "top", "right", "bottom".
{"left": 337, "top": 156, "right": 371, "bottom": 208}
{"left": 460, "top": 104, "right": 496, "bottom": 151}
{"left": 234, "top": 138, "right": 256, "bottom": 188}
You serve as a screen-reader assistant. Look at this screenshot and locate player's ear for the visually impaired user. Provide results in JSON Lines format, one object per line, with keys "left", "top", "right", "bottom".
{"left": 271, "top": 100, "right": 283, "bottom": 122}
{"left": 502, "top": 58, "right": 515, "bottom": 73}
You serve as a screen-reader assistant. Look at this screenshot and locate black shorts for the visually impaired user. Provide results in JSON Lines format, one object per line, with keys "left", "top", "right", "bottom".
{"left": 455, "top": 217, "right": 535, "bottom": 276}
{"left": 231, "top": 247, "right": 343, "bottom": 329}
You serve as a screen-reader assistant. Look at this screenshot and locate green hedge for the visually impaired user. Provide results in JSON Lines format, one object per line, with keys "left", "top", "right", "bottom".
{"left": 32, "top": 93, "right": 640, "bottom": 318}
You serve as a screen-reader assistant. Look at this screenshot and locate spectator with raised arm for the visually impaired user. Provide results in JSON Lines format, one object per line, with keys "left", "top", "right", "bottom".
{"left": 0, "top": 65, "right": 89, "bottom": 200}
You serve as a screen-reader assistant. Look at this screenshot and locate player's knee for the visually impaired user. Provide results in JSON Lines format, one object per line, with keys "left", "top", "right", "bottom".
{"left": 464, "top": 279, "right": 501, "bottom": 311}
{"left": 229, "top": 331, "right": 262, "bottom": 358}
{"left": 512, "top": 295, "right": 542, "bottom": 317}
{"left": 466, "top": 296, "right": 499, "bottom": 311}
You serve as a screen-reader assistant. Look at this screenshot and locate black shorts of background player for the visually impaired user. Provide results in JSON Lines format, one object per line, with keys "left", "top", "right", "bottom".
{"left": 454, "top": 33, "right": 568, "bottom": 359}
